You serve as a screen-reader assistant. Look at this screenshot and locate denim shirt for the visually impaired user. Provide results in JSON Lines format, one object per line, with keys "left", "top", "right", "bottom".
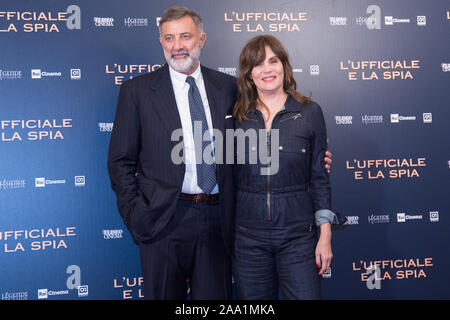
{"left": 234, "top": 95, "right": 338, "bottom": 227}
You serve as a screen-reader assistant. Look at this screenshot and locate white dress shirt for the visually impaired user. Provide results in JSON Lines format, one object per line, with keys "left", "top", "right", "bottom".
{"left": 169, "top": 64, "right": 219, "bottom": 194}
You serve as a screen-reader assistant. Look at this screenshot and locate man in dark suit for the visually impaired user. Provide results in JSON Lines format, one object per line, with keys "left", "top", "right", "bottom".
{"left": 107, "top": 6, "right": 237, "bottom": 299}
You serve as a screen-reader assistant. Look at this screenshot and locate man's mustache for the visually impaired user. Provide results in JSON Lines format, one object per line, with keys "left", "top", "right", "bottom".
{"left": 171, "top": 50, "right": 190, "bottom": 58}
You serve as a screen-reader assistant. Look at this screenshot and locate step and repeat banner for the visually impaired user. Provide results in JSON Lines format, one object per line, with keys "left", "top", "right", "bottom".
{"left": 1, "top": 0, "right": 449, "bottom": 300}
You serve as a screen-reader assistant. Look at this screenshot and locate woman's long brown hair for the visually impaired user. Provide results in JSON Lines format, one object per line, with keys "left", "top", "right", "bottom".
{"left": 233, "top": 35, "right": 310, "bottom": 122}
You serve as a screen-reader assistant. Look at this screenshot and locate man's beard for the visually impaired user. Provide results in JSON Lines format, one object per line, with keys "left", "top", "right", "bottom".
{"left": 165, "top": 42, "right": 202, "bottom": 74}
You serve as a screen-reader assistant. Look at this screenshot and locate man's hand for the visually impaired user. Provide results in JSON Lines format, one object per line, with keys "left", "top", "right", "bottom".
{"left": 324, "top": 139, "right": 332, "bottom": 174}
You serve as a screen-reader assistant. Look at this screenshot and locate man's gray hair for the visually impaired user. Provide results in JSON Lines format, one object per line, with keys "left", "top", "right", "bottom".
{"left": 159, "top": 6, "right": 204, "bottom": 34}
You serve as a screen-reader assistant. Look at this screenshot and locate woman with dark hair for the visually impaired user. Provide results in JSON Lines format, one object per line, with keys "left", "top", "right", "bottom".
{"left": 232, "top": 35, "right": 338, "bottom": 299}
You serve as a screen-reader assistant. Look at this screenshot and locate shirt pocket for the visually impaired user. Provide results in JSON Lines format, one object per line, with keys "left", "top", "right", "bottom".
{"left": 278, "top": 138, "right": 309, "bottom": 155}
{"left": 276, "top": 138, "right": 310, "bottom": 183}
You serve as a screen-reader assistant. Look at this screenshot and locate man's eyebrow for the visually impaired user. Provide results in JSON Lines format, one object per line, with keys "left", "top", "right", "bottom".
{"left": 162, "top": 32, "right": 193, "bottom": 37}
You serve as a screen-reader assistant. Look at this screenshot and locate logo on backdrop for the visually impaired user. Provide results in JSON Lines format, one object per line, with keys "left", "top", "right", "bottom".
{"left": 310, "top": 65, "right": 320, "bottom": 75}
{"left": 34, "top": 176, "right": 85, "bottom": 187}
{"left": 70, "top": 69, "right": 81, "bottom": 80}
{"left": 93, "top": 17, "right": 114, "bottom": 27}
{"left": 0, "top": 118, "right": 72, "bottom": 142}
{"left": 396, "top": 212, "right": 431, "bottom": 223}
{"left": 0, "top": 69, "right": 22, "bottom": 80}
{"left": 124, "top": 17, "right": 148, "bottom": 28}
{"left": 384, "top": 16, "right": 410, "bottom": 25}
{"left": 0, "top": 226, "right": 77, "bottom": 253}
{"left": 102, "top": 229, "right": 123, "bottom": 239}
{"left": 329, "top": 17, "right": 347, "bottom": 26}
{"left": 354, "top": 6, "right": 425, "bottom": 29}
{"left": 416, "top": 16, "right": 426, "bottom": 26}
{"left": 368, "top": 214, "right": 390, "bottom": 224}
{"left": 346, "top": 157, "right": 427, "bottom": 180}
{"left": 1, "top": 291, "right": 28, "bottom": 300}
{"left": 98, "top": 122, "right": 113, "bottom": 132}
{"left": 335, "top": 116, "right": 352, "bottom": 125}
{"left": 0, "top": 5, "right": 81, "bottom": 33}
{"left": 218, "top": 67, "right": 237, "bottom": 77}
{"left": 35, "top": 177, "right": 66, "bottom": 187}
{"left": 75, "top": 176, "right": 85, "bottom": 187}
{"left": 224, "top": 11, "right": 307, "bottom": 32}
{"left": 105, "top": 64, "right": 162, "bottom": 85}
{"left": 429, "top": 211, "right": 439, "bottom": 222}
{"left": 397, "top": 211, "right": 439, "bottom": 223}
{"left": 442, "top": 63, "right": 450, "bottom": 72}
{"left": 362, "top": 115, "right": 383, "bottom": 125}
{"left": 340, "top": 59, "right": 421, "bottom": 81}
{"left": 37, "top": 288, "right": 68, "bottom": 299}
{"left": 0, "top": 179, "right": 26, "bottom": 190}
{"left": 31, "top": 69, "right": 62, "bottom": 79}
{"left": 345, "top": 216, "right": 359, "bottom": 225}
{"left": 335, "top": 114, "right": 432, "bottom": 126}
{"left": 422, "top": 113, "right": 432, "bottom": 123}
{"left": 390, "top": 114, "right": 416, "bottom": 123}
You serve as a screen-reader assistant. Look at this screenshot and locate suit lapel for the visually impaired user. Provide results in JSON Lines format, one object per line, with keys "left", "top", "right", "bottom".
{"left": 201, "top": 66, "right": 226, "bottom": 182}
{"left": 149, "top": 65, "right": 183, "bottom": 141}
{"left": 202, "top": 66, "right": 224, "bottom": 135}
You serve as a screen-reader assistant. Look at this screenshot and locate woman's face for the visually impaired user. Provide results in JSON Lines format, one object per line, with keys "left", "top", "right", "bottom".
{"left": 250, "top": 45, "right": 284, "bottom": 95}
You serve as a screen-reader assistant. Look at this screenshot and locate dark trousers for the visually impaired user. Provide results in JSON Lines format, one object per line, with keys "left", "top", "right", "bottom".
{"left": 232, "top": 224, "right": 321, "bottom": 300}
{"left": 138, "top": 199, "right": 232, "bottom": 300}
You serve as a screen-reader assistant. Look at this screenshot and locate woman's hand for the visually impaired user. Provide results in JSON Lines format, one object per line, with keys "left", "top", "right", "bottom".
{"left": 315, "top": 222, "right": 333, "bottom": 276}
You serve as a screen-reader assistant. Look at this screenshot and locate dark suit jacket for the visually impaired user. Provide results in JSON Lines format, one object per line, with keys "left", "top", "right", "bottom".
{"left": 107, "top": 64, "right": 238, "bottom": 253}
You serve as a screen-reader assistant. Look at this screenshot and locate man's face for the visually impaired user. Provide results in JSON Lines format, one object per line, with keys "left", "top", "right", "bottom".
{"left": 160, "top": 15, "right": 206, "bottom": 75}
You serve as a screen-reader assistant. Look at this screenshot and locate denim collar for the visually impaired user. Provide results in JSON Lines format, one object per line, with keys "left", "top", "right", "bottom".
{"left": 252, "top": 93, "right": 305, "bottom": 115}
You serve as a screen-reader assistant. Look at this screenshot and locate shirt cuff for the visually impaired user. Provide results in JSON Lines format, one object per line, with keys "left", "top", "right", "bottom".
{"left": 315, "top": 209, "right": 339, "bottom": 227}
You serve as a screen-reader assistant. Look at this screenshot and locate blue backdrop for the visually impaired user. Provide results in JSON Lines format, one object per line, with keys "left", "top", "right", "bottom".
{"left": 1, "top": 0, "right": 449, "bottom": 300}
